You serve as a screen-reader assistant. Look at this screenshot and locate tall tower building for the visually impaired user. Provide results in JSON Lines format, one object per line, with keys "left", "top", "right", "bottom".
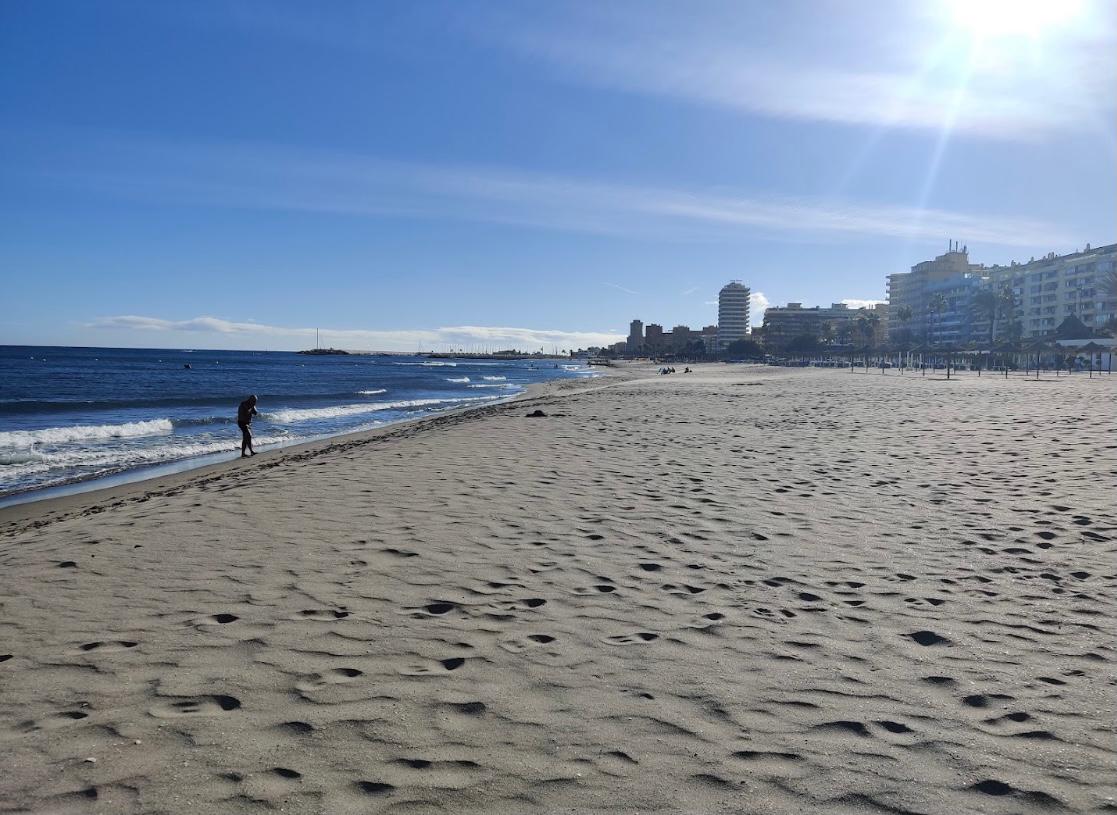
{"left": 627, "top": 319, "right": 644, "bottom": 354}
{"left": 717, "top": 281, "right": 751, "bottom": 348}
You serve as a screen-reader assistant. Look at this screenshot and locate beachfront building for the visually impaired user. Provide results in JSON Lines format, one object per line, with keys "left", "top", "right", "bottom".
{"left": 761, "top": 302, "right": 859, "bottom": 350}
{"left": 887, "top": 243, "right": 988, "bottom": 346}
{"left": 700, "top": 325, "right": 719, "bottom": 354}
{"left": 717, "top": 281, "right": 751, "bottom": 348}
{"left": 627, "top": 320, "right": 644, "bottom": 355}
{"left": 985, "top": 243, "right": 1117, "bottom": 339}
{"left": 644, "top": 323, "right": 665, "bottom": 354}
{"left": 888, "top": 242, "right": 1117, "bottom": 347}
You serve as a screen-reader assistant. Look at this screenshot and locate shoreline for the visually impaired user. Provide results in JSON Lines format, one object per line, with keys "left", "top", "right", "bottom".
{"left": 0, "top": 367, "right": 626, "bottom": 535}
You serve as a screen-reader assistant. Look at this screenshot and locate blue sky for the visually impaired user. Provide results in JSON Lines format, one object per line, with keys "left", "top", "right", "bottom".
{"left": 2, "top": 0, "right": 1114, "bottom": 350}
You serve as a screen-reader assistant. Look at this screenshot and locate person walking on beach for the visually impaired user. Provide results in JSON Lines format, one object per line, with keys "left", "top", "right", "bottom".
{"left": 237, "top": 395, "right": 258, "bottom": 457}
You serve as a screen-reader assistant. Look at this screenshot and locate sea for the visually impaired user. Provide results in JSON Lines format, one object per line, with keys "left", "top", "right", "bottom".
{"left": 0, "top": 346, "right": 596, "bottom": 505}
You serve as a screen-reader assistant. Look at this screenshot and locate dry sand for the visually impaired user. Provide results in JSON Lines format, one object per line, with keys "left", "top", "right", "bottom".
{"left": 1, "top": 365, "right": 1115, "bottom": 814}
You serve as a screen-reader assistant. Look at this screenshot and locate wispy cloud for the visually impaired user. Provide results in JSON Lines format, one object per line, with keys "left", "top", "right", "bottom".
{"left": 89, "top": 315, "right": 623, "bottom": 352}
{"left": 488, "top": 2, "right": 1116, "bottom": 140}
{"left": 603, "top": 282, "right": 641, "bottom": 296}
{"left": 26, "top": 132, "right": 1072, "bottom": 247}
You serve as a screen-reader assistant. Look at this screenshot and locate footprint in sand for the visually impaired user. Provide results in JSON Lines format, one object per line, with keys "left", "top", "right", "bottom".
{"left": 295, "top": 609, "right": 350, "bottom": 621}
{"left": 492, "top": 598, "right": 547, "bottom": 612}
{"left": 402, "top": 601, "right": 460, "bottom": 618}
{"left": 150, "top": 695, "right": 241, "bottom": 718}
{"left": 908, "top": 630, "right": 950, "bottom": 646}
{"left": 499, "top": 634, "right": 558, "bottom": 653}
{"left": 295, "top": 667, "right": 363, "bottom": 693}
{"left": 603, "top": 632, "right": 659, "bottom": 645}
{"left": 730, "top": 749, "right": 803, "bottom": 771}
{"left": 400, "top": 657, "right": 467, "bottom": 676}
{"left": 353, "top": 781, "right": 395, "bottom": 796}
{"left": 77, "top": 640, "right": 138, "bottom": 654}
{"left": 273, "top": 721, "right": 316, "bottom": 735}
{"left": 17, "top": 710, "right": 89, "bottom": 733}
{"left": 442, "top": 701, "right": 487, "bottom": 715}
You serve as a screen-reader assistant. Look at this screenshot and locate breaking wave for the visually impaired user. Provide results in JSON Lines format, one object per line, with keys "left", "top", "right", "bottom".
{"left": 262, "top": 396, "right": 493, "bottom": 424}
{"left": 0, "top": 419, "right": 174, "bottom": 448}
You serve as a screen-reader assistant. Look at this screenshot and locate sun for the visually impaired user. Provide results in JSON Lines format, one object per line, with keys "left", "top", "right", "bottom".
{"left": 945, "top": 0, "right": 1085, "bottom": 40}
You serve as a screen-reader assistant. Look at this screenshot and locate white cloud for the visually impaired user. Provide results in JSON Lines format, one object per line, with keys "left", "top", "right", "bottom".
{"left": 841, "top": 298, "right": 886, "bottom": 310}
{"left": 749, "top": 292, "right": 771, "bottom": 326}
{"left": 89, "top": 315, "right": 623, "bottom": 352}
{"left": 40, "top": 133, "right": 1072, "bottom": 248}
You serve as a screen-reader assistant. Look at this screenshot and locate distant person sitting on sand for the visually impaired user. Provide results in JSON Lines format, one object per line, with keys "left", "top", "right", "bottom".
{"left": 237, "top": 395, "right": 258, "bottom": 457}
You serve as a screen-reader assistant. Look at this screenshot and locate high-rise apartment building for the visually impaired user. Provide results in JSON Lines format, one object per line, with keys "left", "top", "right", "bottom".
{"left": 887, "top": 244, "right": 988, "bottom": 345}
{"left": 717, "top": 281, "right": 751, "bottom": 348}
{"left": 627, "top": 320, "right": 644, "bottom": 354}
{"left": 986, "top": 243, "right": 1117, "bottom": 338}
{"left": 888, "top": 242, "right": 1116, "bottom": 345}
{"left": 761, "top": 303, "right": 857, "bottom": 349}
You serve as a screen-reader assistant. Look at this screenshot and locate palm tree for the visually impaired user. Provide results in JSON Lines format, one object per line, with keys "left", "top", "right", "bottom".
{"left": 998, "top": 285, "right": 1022, "bottom": 342}
{"left": 928, "top": 293, "right": 948, "bottom": 347}
{"left": 819, "top": 321, "right": 836, "bottom": 349}
{"left": 893, "top": 305, "right": 914, "bottom": 365}
{"left": 972, "top": 289, "right": 998, "bottom": 347}
{"left": 896, "top": 305, "right": 913, "bottom": 332}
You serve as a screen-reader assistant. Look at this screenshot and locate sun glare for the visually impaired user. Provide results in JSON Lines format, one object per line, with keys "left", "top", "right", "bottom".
{"left": 946, "top": 0, "right": 1085, "bottom": 39}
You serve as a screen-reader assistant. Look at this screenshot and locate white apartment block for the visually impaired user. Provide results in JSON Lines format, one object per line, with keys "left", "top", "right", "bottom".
{"left": 987, "top": 243, "right": 1117, "bottom": 338}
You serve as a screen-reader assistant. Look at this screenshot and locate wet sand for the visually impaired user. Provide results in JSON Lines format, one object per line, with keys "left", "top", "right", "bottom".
{"left": 1, "top": 365, "right": 1115, "bottom": 814}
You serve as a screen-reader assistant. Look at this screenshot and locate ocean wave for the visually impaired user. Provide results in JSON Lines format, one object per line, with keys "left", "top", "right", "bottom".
{"left": 172, "top": 415, "right": 237, "bottom": 427}
{"left": 446, "top": 377, "right": 471, "bottom": 383}
{"left": 0, "top": 418, "right": 174, "bottom": 448}
{"left": 482, "top": 376, "right": 507, "bottom": 381}
{"left": 357, "top": 389, "right": 387, "bottom": 395}
{"left": 468, "top": 383, "right": 519, "bottom": 389}
{"left": 393, "top": 361, "right": 457, "bottom": 367}
{"left": 262, "top": 396, "right": 493, "bottom": 424}
{"left": 0, "top": 434, "right": 293, "bottom": 476}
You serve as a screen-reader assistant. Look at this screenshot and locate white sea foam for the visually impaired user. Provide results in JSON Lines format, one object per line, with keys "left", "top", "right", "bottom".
{"left": 263, "top": 396, "right": 492, "bottom": 424}
{"left": 468, "top": 383, "right": 518, "bottom": 389}
{"left": 482, "top": 375, "right": 507, "bottom": 381}
{"left": 357, "top": 389, "right": 387, "bottom": 395}
{"left": 0, "top": 418, "right": 174, "bottom": 448}
{"left": 446, "top": 377, "right": 471, "bottom": 383}
{"left": 0, "top": 434, "right": 292, "bottom": 478}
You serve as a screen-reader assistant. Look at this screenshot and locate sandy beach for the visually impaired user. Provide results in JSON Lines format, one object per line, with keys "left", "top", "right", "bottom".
{"left": 1, "top": 365, "right": 1115, "bottom": 814}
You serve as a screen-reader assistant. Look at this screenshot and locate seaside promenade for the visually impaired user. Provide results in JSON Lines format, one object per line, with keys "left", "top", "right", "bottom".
{"left": 1, "top": 366, "right": 1114, "bottom": 813}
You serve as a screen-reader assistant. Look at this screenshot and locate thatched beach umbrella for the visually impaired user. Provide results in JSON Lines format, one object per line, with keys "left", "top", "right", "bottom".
{"left": 1024, "top": 338, "right": 1055, "bottom": 379}
{"left": 1074, "top": 341, "right": 1107, "bottom": 378}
